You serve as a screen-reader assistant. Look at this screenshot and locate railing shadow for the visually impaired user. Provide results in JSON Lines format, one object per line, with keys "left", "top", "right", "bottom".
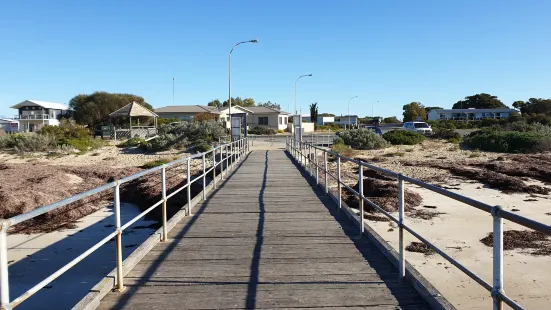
{"left": 284, "top": 151, "right": 429, "bottom": 308}
{"left": 108, "top": 151, "right": 253, "bottom": 309}
{"left": 7, "top": 202, "right": 156, "bottom": 310}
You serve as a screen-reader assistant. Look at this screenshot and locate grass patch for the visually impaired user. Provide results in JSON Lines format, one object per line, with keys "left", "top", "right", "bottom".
{"left": 331, "top": 143, "right": 356, "bottom": 158}
{"left": 141, "top": 158, "right": 171, "bottom": 169}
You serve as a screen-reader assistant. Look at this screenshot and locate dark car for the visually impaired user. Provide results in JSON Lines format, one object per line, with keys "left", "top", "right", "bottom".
{"left": 366, "top": 126, "right": 383, "bottom": 135}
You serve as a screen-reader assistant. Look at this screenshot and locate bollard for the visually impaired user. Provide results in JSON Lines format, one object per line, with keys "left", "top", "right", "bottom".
{"left": 213, "top": 147, "right": 217, "bottom": 188}
{"left": 315, "top": 148, "right": 319, "bottom": 184}
{"left": 0, "top": 222, "right": 11, "bottom": 309}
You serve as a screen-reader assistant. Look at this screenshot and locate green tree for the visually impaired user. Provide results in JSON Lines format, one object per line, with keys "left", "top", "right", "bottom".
{"left": 207, "top": 99, "right": 222, "bottom": 107}
{"left": 309, "top": 102, "right": 319, "bottom": 127}
{"left": 242, "top": 98, "right": 255, "bottom": 107}
{"left": 222, "top": 97, "right": 244, "bottom": 107}
{"left": 258, "top": 101, "right": 281, "bottom": 110}
{"left": 452, "top": 93, "right": 507, "bottom": 109}
{"left": 69, "top": 92, "right": 152, "bottom": 128}
{"left": 516, "top": 98, "right": 551, "bottom": 115}
{"left": 402, "top": 102, "right": 427, "bottom": 122}
{"left": 383, "top": 116, "right": 400, "bottom": 123}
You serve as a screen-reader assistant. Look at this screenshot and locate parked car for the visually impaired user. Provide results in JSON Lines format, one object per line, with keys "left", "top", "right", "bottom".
{"left": 402, "top": 122, "right": 433, "bottom": 134}
{"left": 365, "top": 126, "right": 383, "bottom": 135}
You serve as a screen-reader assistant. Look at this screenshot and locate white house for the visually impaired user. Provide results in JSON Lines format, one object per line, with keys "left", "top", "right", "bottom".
{"left": 217, "top": 106, "right": 291, "bottom": 131}
{"left": 11, "top": 100, "right": 71, "bottom": 132}
{"left": 154, "top": 105, "right": 220, "bottom": 121}
{"left": 317, "top": 116, "right": 335, "bottom": 125}
{"left": 333, "top": 115, "right": 358, "bottom": 126}
{"left": 427, "top": 108, "right": 517, "bottom": 121}
{"left": 0, "top": 119, "right": 19, "bottom": 133}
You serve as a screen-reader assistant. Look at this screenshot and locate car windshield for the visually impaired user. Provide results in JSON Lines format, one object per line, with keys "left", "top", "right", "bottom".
{"left": 414, "top": 123, "right": 429, "bottom": 128}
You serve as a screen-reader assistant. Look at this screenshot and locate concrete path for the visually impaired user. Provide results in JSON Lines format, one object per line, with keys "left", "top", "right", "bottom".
{"left": 98, "top": 150, "right": 428, "bottom": 309}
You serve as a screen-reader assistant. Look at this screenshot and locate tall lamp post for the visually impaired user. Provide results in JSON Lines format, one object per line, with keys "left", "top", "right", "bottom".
{"left": 347, "top": 96, "right": 358, "bottom": 130}
{"left": 229, "top": 39, "right": 258, "bottom": 140}
{"left": 372, "top": 100, "right": 379, "bottom": 118}
{"left": 294, "top": 74, "right": 312, "bottom": 115}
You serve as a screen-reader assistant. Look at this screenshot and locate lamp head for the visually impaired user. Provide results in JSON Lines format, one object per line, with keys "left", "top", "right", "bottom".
{"left": 251, "top": 39, "right": 259, "bottom": 43}
{"left": 307, "top": 74, "right": 313, "bottom": 76}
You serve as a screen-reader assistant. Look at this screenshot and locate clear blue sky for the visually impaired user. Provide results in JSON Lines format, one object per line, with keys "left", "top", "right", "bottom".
{"left": 1, "top": 0, "right": 550, "bottom": 119}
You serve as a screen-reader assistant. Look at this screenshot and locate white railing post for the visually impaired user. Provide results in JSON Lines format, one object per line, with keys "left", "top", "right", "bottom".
{"left": 308, "top": 145, "right": 312, "bottom": 176}
{"left": 492, "top": 205, "right": 504, "bottom": 310}
{"left": 315, "top": 148, "right": 319, "bottom": 185}
{"left": 114, "top": 181, "right": 124, "bottom": 291}
{"left": 358, "top": 164, "right": 364, "bottom": 237}
{"left": 324, "top": 151, "right": 328, "bottom": 194}
{"left": 202, "top": 153, "right": 206, "bottom": 200}
{"left": 225, "top": 144, "right": 229, "bottom": 177}
{"left": 0, "top": 222, "right": 10, "bottom": 310}
{"left": 161, "top": 167, "right": 168, "bottom": 242}
{"left": 186, "top": 158, "right": 191, "bottom": 216}
{"left": 213, "top": 147, "right": 217, "bottom": 188}
{"left": 337, "top": 156, "right": 342, "bottom": 210}
{"left": 398, "top": 174, "right": 405, "bottom": 280}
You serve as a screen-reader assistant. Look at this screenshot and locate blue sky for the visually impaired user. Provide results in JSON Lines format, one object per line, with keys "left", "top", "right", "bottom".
{"left": 1, "top": 0, "right": 550, "bottom": 119}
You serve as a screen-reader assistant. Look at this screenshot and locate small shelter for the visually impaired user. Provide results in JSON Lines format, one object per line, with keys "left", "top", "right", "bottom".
{"left": 109, "top": 101, "right": 159, "bottom": 139}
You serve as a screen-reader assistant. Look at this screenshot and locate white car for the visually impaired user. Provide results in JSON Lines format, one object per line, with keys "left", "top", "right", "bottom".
{"left": 402, "top": 122, "right": 433, "bottom": 135}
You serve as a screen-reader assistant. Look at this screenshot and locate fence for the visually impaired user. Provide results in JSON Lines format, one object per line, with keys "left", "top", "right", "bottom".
{"left": 286, "top": 137, "right": 551, "bottom": 310}
{"left": 0, "top": 138, "right": 249, "bottom": 310}
{"left": 111, "top": 128, "right": 157, "bottom": 140}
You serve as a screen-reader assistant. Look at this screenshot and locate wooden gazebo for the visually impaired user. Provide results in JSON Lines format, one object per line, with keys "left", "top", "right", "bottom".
{"left": 109, "top": 101, "right": 159, "bottom": 139}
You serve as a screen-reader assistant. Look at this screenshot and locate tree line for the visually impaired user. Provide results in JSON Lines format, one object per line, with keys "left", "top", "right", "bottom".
{"left": 207, "top": 97, "right": 281, "bottom": 110}
{"left": 402, "top": 93, "right": 551, "bottom": 123}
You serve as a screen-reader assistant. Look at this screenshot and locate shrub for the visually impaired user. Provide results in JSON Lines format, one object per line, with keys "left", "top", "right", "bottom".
{"left": 147, "top": 121, "right": 225, "bottom": 152}
{"left": 464, "top": 129, "right": 551, "bottom": 153}
{"left": 337, "top": 129, "right": 390, "bottom": 150}
{"left": 141, "top": 158, "right": 171, "bottom": 169}
{"left": 0, "top": 133, "right": 58, "bottom": 153}
{"left": 61, "top": 137, "right": 105, "bottom": 153}
{"left": 119, "top": 137, "right": 146, "bottom": 148}
{"left": 431, "top": 128, "right": 462, "bottom": 143}
{"left": 383, "top": 130, "right": 426, "bottom": 145}
{"left": 248, "top": 126, "right": 276, "bottom": 135}
{"left": 38, "top": 120, "right": 90, "bottom": 140}
{"left": 333, "top": 136, "right": 344, "bottom": 145}
{"left": 194, "top": 142, "right": 212, "bottom": 153}
{"left": 331, "top": 143, "right": 356, "bottom": 158}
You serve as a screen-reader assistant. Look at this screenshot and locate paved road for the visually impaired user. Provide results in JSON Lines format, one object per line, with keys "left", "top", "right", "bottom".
{"left": 98, "top": 150, "right": 428, "bottom": 309}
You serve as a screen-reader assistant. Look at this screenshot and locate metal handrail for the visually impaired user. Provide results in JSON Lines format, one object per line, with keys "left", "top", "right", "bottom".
{"left": 0, "top": 138, "right": 249, "bottom": 309}
{"left": 286, "top": 137, "right": 550, "bottom": 310}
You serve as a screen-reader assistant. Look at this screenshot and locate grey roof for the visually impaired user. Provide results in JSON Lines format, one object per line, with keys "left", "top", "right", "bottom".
{"left": 154, "top": 105, "right": 220, "bottom": 114}
{"left": 431, "top": 108, "right": 516, "bottom": 113}
{"left": 233, "top": 106, "right": 290, "bottom": 115}
{"left": 109, "top": 101, "right": 158, "bottom": 118}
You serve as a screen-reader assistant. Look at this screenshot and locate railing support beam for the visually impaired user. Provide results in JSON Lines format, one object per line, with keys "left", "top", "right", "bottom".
{"left": 492, "top": 205, "right": 504, "bottom": 310}
{"left": 398, "top": 174, "right": 405, "bottom": 281}
{"left": 114, "top": 182, "right": 124, "bottom": 292}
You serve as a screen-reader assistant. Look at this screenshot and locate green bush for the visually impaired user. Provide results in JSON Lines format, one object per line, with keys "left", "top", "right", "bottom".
{"left": 331, "top": 142, "right": 356, "bottom": 157}
{"left": 141, "top": 158, "right": 171, "bottom": 169}
{"left": 464, "top": 129, "right": 551, "bottom": 153}
{"left": 0, "top": 133, "right": 58, "bottom": 153}
{"left": 194, "top": 142, "right": 212, "bottom": 153}
{"left": 337, "top": 129, "right": 390, "bottom": 150}
{"left": 61, "top": 137, "right": 105, "bottom": 153}
{"left": 119, "top": 137, "right": 146, "bottom": 148}
{"left": 147, "top": 121, "right": 225, "bottom": 152}
{"left": 248, "top": 126, "right": 276, "bottom": 135}
{"left": 333, "top": 136, "right": 344, "bottom": 145}
{"left": 382, "top": 130, "right": 426, "bottom": 145}
{"left": 38, "top": 120, "right": 90, "bottom": 140}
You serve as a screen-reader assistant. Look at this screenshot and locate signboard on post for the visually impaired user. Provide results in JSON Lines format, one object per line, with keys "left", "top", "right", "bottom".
{"left": 231, "top": 116, "right": 242, "bottom": 141}
{"left": 293, "top": 115, "right": 302, "bottom": 142}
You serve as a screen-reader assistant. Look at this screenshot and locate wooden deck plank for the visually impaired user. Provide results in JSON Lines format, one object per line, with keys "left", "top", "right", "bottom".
{"left": 97, "top": 150, "right": 428, "bottom": 310}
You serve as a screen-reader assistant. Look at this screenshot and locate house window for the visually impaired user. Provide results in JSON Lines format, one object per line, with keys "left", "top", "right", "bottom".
{"left": 279, "top": 117, "right": 283, "bottom": 125}
{"left": 258, "top": 117, "right": 268, "bottom": 125}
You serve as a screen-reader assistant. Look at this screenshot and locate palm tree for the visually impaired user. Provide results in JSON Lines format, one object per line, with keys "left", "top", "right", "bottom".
{"left": 309, "top": 102, "right": 318, "bottom": 129}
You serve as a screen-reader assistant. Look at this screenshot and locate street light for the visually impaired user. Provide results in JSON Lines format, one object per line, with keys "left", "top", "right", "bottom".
{"left": 347, "top": 96, "right": 358, "bottom": 130}
{"left": 294, "top": 74, "right": 312, "bottom": 115}
{"left": 229, "top": 39, "right": 258, "bottom": 140}
{"left": 372, "top": 100, "right": 379, "bottom": 118}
